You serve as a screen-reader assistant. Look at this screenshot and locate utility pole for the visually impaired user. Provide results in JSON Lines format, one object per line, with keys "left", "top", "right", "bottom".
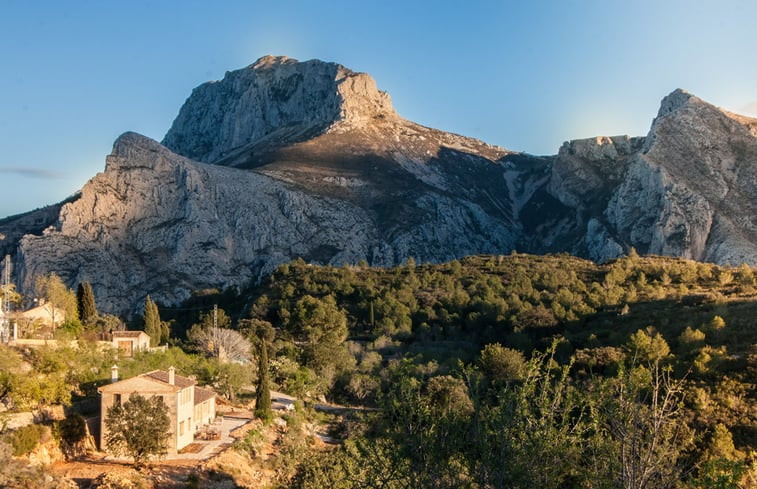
{"left": 2, "top": 255, "right": 11, "bottom": 343}
{"left": 212, "top": 304, "right": 219, "bottom": 356}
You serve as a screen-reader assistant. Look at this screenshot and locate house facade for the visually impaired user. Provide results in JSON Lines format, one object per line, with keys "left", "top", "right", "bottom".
{"left": 97, "top": 367, "right": 216, "bottom": 454}
{"left": 21, "top": 301, "right": 65, "bottom": 327}
{"left": 193, "top": 386, "right": 216, "bottom": 430}
{"left": 111, "top": 330, "right": 151, "bottom": 356}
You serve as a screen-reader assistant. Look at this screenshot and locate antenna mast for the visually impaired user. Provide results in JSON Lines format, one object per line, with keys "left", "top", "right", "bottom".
{"left": 2, "top": 255, "right": 10, "bottom": 342}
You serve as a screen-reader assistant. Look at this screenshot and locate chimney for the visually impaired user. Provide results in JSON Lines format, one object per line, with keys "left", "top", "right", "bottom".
{"left": 111, "top": 365, "right": 119, "bottom": 383}
{"left": 168, "top": 366, "right": 175, "bottom": 385}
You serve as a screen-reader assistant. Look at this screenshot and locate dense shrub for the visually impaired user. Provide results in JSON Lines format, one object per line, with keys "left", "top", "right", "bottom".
{"left": 5, "top": 424, "right": 46, "bottom": 456}
{"left": 56, "top": 414, "right": 87, "bottom": 445}
{"left": 55, "top": 414, "right": 89, "bottom": 459}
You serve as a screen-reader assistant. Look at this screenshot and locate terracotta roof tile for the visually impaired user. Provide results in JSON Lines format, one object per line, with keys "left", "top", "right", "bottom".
{"left": 112, "top": 331, "right": 148, "bottom": 338}
{"left": 144, "top": 370, "right": 195, "bottom": 389}
{"left": 194, "top": 386, "right": 216, "bottom": 404}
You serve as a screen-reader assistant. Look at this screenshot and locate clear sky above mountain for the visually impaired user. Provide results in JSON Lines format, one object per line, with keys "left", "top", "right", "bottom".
{"left": 1, "top": 0, "right": 756, "bottom": 218}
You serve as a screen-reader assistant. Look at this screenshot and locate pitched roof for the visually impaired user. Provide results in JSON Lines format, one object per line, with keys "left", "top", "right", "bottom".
{"left": 144, "top": 370, "right": 195, "bottom": 389}
{"left": 194, "top": 386, "right": 216, "bottom": 404}
{"left": 98, "top": 374, "right": 179, "bottom": 394}
{"left": 112, "top": 330, "right": 149, "bottom": 338}
{"left": 21, "top": 303, "right": 65, "bottom": 323}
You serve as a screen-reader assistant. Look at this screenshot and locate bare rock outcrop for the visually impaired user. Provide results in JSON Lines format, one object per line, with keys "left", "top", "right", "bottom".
{"left": 162, "top": 55, "right": 396, "bottom": 165}
{"left": 543, "top": 89, "right": 757, "bottom": 264}
{"left": 17, "top": 130, "right": 518, "bottom": 313}
{"left": 605, "top": 90, "right": 757, "bottom": 263}
{"left": 4, "top": 57, "right": 757, "bottom": 314}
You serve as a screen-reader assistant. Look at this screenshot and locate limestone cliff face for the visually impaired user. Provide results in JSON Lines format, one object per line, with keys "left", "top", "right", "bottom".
{"left": 162, "top": 55, "right": 396, "bottom": 165}
{"left": 5, "top": 57, "right": 757, "bottom": 314}
{"left": 546, "top": 89, "right": 757, "bottom": 264}
{"left": 632, "top": 90, "right": 757, "bottom": 264}
{"left": 17, "top": 131, "right": 518, "bottom": 313}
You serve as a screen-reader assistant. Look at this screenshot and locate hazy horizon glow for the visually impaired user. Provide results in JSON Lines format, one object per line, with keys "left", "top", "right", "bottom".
{"left": 1, "top": 0, "right": 756, "bottom": 217}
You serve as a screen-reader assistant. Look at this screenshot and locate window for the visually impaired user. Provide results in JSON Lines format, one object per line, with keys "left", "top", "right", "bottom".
{"left": 114, "top": 394, "right": 121, "bottom": 405}
{"left": 179, "top": 421, "right": 184, "bottom": 436}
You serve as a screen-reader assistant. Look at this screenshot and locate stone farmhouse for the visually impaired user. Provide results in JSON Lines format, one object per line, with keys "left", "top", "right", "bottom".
{"left": 98, "top": 366, "right": 216, "bottom": 454}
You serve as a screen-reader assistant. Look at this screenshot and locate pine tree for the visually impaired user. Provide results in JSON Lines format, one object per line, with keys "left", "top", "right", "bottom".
{"left": 143, "top": 295, "right": 161, "bottom": 347}
{"left": 76, "top": 282, "right": 98, "bottom": 326}
{"left": 255, "top": 334, "right": 272, "bottom": 423}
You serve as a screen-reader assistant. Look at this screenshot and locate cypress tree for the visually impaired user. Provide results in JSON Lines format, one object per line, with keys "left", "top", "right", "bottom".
{"left": 255, "top": 336, "right": 272, "bottom": 423}
{"left": 143, "top": 295, "right": 161, "bottom": 347}
{"left": 77, "top": 282, "right": 98, "bottom": 326}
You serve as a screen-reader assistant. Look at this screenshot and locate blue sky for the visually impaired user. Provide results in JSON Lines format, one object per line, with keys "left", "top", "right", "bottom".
{"left": 1, "top": 0, "right": 756, "bottom": 218}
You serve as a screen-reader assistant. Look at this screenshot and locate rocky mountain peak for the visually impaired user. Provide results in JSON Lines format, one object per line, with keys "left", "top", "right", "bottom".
{"left": 250, "top": 54, "right": 298, "bottom": 70}
{"left": 3, "top": 56, "right": 757, "bottom": 315}
{"left": 110, "top": 131, "right": 167, "bottom": 159}
{"left": 162, "top": 56, "right": 396, "bottom": 165}
{"left": 656, "top": 88, "right": 699, "bottom": 117}
{"left": 105, "top": 131, "right": 196, "bottom": 174}
{"left": 643, "top": 88, "right": 718, "bottom": 153}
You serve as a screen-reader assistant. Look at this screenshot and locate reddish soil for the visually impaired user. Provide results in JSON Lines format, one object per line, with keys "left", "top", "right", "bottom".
{"left": 49, "top": 454, "right": 203, "bottom": 488}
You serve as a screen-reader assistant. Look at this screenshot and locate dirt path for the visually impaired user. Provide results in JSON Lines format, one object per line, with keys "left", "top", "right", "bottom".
{"left": 50, "top": 455, "right": 201, "bottom": 488}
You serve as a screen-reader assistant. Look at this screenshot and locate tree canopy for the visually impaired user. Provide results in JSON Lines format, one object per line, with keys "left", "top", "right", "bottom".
{"left": 76, "top": 282, "right": 98, "bottom": 326}
{"left": 104, "top": 393, "right": 171, "bottom": 466}
{"left": 187, "top": 307, "right": 251, "bottom": 362}
{"left": 255, "top": 330, "right": 272, "bottom": 423}
{"left": 35, "top": 273, "right": 78, "bottom": 326}
{"left": 142, "top": 295, "right": 165, "bottom": 347}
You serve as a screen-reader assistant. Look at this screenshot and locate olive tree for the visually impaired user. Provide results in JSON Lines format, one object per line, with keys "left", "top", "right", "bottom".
{"left": 104, "top": 394, "right": 170, "bottom": 467}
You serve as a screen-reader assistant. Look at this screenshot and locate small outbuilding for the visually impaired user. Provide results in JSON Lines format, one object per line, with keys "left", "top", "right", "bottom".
{"left": 111, "top": 330, "right": 151, "bottom": 356}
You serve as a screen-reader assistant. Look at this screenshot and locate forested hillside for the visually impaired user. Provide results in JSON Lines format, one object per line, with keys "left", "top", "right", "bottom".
{"left": 178, "top": 252, "right": 755, "bottom": 488}
{"left": 2, "top": 252, "right": 755, "bottom": 487}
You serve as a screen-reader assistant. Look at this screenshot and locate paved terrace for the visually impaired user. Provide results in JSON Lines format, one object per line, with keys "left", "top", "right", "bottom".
{"left": 172, "top": 414, "right": 252, "bottom": 460}
{"left": 102, "top": 414, "right": 252, "bottom": 462}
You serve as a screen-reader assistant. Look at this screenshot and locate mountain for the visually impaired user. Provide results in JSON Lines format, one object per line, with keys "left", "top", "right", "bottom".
{"left": 2, "top": 56, "right": 756, "bottom": 314}
{"left": 541, "top": 89, "right": 757, "bottom": 264}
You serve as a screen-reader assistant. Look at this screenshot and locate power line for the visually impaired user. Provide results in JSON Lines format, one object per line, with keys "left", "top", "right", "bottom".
{"left": 154, "top": 304, "right": 214, "bottom": 312}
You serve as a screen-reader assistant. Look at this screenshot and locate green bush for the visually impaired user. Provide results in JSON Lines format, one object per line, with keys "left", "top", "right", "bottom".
{"left": 60, "top": 318, "right": 83, "bottom": 338}
{"left": 5, "top": 424, "right": 46, "bottom": 456}
{"left": 56, "top": 414, "right": 86, "bottom": 445}
{"left": 479, "top": 343, "right": 526, "bottom": 383}
{"left": 232, "top": 428, "right": 264, "bottom": 457}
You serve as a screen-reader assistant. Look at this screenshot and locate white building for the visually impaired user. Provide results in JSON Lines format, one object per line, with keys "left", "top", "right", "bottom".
{"left": 111, "top": 330, "right": 151, "bottom": 356}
